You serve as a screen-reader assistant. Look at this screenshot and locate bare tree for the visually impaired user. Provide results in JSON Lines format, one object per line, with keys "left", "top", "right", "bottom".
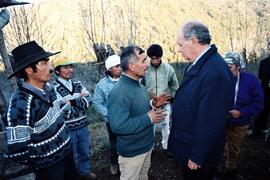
{"left": 4, "top": 4, "right": 52, "bottom": 49}
{"left": 0, "top": 30, "right": 16, "bottom": 90}
{"left": 0, "top": 9, "right": 16, "bottom": 115}
{"left": 80, "top": 0, "right": 114, "bottom": 67}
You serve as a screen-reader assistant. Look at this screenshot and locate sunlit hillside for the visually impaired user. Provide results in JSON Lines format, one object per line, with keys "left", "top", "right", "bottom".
{"left": 2, "top": 0, "right": 270, "bottom": 62}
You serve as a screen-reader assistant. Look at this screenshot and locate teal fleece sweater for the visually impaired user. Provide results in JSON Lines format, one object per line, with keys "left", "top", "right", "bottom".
{"left": 108, "top": 74, "right": 154, "bottom": 157}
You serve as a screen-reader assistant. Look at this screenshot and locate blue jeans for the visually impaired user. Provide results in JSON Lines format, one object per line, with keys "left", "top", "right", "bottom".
{"left": 70, "top": 126, "right": 91, "bottom": 175}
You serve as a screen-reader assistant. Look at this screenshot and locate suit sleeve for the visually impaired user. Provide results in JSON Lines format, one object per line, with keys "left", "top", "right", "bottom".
{"left": 190, "top": 74, "right": 233, "bottom": 165}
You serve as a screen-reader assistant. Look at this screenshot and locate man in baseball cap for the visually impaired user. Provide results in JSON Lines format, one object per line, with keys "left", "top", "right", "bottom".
{"left": 52, "top": 57, "right": 96, "bottom": 180}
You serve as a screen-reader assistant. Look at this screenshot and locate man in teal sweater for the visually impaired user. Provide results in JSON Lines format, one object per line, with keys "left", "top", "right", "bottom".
{"left": 108, "top": 46, "right": 171, "bottom": 180}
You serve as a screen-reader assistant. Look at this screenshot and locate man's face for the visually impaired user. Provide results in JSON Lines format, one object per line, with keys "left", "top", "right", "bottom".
{"left": 58, "top": 64, "right": 74, "bottom": 80}
{"left": 177, "top": 31, "right": 196, "bottom": 62}
{"left": 109, "top": 64, "right": 122, "bottom": 78}
{"left": 130, "top": 51, "right": 148, "bottom": 79}
{"left": 150, "top": 56, "right": 161, "bottom": 67}
{"left": 228, "top": 64, "right": 240, "bottom": 77}
{"left": 28, "top": 60, "right": 52, "bottom": 83}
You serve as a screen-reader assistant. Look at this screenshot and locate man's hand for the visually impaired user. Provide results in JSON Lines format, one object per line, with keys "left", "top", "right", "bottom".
{"left": 148, "top": 108, "right": 166, "bottom": 123}
{"left": 229, "top": 109, "right": 241, "bottom": 118}
{"left": 80, "top": 90, "right": 90, "bottom": 98}
{"left": 188, "top": 159, "right": 201, "bottom": 170}
{"left": 65, "top": 100, "right": 71, "bottom": 105}
{"left": 152, "top": 94, "right": 172, "bottom": 108}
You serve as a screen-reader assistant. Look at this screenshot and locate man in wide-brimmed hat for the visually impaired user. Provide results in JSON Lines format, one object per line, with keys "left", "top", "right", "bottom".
{"left": 2, "top": 41, "right": 79, "bottom": 180}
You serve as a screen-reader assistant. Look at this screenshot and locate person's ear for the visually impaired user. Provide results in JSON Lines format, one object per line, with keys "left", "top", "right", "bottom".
{"left": 55, "top": 69, "right": 60, "bottom": 75}
{"left": 128, "top": 63, "right": 135, "bottom": 72}
{"left": 191, "top": 37, "right": 198, "bottom": 46}
{"left": 25, "top": 67, "right": 33, "bottom": 76}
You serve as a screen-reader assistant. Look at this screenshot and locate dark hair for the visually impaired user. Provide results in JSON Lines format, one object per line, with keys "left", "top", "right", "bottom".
{"left": 16, "top": 61, "right": 38, "bottom": 80}
{"left": 54, "top": 64, "right": 73, "bottom": 76}
{"left": 120, "top": 46, "right": 145, "bottom": 72}
{"left": 54, "top": 66, "right": 61, "bottom": 76}
{"left": 147, "top": 44, "right": 163, "bottom": 58}
{"left": 105, "top": 70, "right": 113, "bottom": 77}
{"left": 182, "top": 21, "right": 212, "bottom": 45}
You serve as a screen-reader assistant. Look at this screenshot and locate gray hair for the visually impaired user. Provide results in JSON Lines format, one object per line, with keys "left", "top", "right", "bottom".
{"left": 223, "top": 51, "right": 246, "bottom": 69}
{"left": 182, "top": 21, "right": 212, "bottom": 45}
{"left": 120, "top": 46, "right": 145, "bottom": 72}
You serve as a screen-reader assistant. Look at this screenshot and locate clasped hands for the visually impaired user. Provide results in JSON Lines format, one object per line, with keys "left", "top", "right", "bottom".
{"left": 148, "top": 94, "right": 172, "bottom": 123}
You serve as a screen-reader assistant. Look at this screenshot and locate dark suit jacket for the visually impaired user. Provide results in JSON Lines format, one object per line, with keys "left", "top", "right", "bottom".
{"left": 258, "top": 56, "right": 270, "bottom": 90}
{"left": 259, "top": 56, "right": 270, "bottom": 105}
{"left": 168, "top": 44, "right": 234, "bottom": 169}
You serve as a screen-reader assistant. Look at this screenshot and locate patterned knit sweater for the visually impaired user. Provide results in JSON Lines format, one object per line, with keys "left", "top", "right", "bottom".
{"left": 52, "top": 78, "right": 92, "bottom": 131}
{"left": 2, "top": 83, "right": 71, "bottom": 168}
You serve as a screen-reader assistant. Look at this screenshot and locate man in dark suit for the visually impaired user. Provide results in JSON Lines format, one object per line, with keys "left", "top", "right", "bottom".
{"left": 168, "top": 20, "right": 234, "bottom": 180}
{"left": 253, "top": 42, "right": 270, "bottom": 135}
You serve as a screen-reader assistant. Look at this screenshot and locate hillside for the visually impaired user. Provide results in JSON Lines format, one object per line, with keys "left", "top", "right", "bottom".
{"left": 2, "top": 0, "right": 270, "bottom": 63}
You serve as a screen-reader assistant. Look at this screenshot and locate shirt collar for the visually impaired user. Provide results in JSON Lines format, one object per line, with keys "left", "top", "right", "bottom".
{"left": 21, "top": 81, "right": 51, "bottom": 102}
{"left": 58, "top": 77, "right": 73, "bottom": 91}
{"left": 122, "top": 72, "right": 139, "bottom": 82}
{"left": 108, "top": 76, "right": 120, "bottom": 83}
{"left": 58, "top": 77, "right": 72, "bottom": 84}
{"left": 192, "top": 45, "right": 211, "bottom": 66}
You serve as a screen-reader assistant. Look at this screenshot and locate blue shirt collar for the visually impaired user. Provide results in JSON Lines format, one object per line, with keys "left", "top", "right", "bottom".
{"left": 21, "top": 81, "right": 51, "bottom": 102}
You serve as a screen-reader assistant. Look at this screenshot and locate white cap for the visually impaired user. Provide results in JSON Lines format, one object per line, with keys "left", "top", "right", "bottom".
{"left": 105, "top": 55, "right": 120, "bottom": 70}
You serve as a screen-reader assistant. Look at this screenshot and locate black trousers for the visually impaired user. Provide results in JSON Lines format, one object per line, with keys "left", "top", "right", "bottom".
{"left": 106, "top": 122, "right": 119, "bottom": 165}
{"left": 254, "top": 88, "right": 270, "bottom": 134}
{"left": 182, "top": 166, "right": 215, "bottom": 180}
{"left": 35, "top": 151, "right": 79, "bottom": 180}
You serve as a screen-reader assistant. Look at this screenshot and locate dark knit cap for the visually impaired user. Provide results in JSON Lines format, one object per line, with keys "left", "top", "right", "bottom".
{"left": 147, "top": 44, "right": 163, "bottom": 58}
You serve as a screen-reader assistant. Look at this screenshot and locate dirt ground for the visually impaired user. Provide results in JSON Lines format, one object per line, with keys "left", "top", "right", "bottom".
{"left": 91, "top": 132, "right": 270, "bottom": 180}
{"left": 1, "top": 128, "right": 270, "bottom": 180}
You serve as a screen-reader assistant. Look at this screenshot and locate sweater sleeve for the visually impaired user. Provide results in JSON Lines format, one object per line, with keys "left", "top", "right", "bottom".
{"left": 70, "top": 83, "right": 92, "bottom": 110}
{"left": 108, "top": 91, "right": 152, "bottom": 135}
{"left": 3, "top": 93, "right": 32, "bottom": 164}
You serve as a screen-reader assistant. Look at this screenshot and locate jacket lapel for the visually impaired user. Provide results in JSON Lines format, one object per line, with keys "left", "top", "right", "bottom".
{"left": 178, "top": 44, "right": 218, "bottom": 89}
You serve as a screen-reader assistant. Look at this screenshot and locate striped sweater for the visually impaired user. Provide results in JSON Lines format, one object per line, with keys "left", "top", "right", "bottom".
{"left": 2, "top": 83, "right": 71, "bottom": 168}
{"left": 52, "top": 78, "right": 92, "bottom": 131}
